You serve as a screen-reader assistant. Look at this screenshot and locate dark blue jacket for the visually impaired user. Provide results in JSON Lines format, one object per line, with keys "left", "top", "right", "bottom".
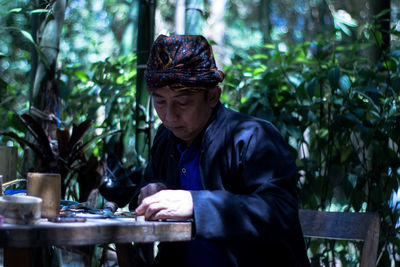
{"left": 144, "top": 102, "right": 310, "bottom": 267}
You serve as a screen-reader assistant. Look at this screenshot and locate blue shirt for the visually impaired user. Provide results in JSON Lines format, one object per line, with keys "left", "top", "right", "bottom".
{"left": 178, "top": 143, "right": 231, "bottom": 267}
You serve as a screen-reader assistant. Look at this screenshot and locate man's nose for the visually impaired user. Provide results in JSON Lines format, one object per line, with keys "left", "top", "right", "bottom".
{"left": 165, "top": 104, "right": 178, "bottom": 122}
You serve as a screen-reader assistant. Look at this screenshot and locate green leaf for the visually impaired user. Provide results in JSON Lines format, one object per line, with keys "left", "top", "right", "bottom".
{"left": 30, "top": 9, "right": 50, "bottom": 14}
{"left": 384, "top": 59, "right": 397, "bottom": 72}
{"left": 19, "top": 29, "right": 35, "bottom": 43}
{"left": 340, "top": 146, "right": 353, "bottom": 163}
{"left": 307, "top": 110, "right": 317, "bottom": 122}
{"left": 7, "top": 28, "right": 50, "bottom": 69}
{"left": 328, "top": 67, "right": 340, "bottom": 89}
{"left": 263, "top": 44, "right": 276, "bottom": 49}
{"left": 253, "top": 54, "right": 269, "bottom": 60}
{"left": 306, "top": 78, "right": 317, "bottom": 97}
{"left": 375, "top": 31, "right": 383, "bottom": 46}
{"left": 388, "top": 104, "right": 397, "bottom": 116}
{"left": 374, "top": 9, "right": 390, "bottom": 20}
{"left": 343, "top": 112, "right": 360, "bottom": 125}
{"left": 74, "top": 71, "right": 89, "bottom": 83}
{"left": 9, "top": 8, "right": 22, "bottom": 13}
{"left": 339, "top": 75, "right": 351, "bottom": 93}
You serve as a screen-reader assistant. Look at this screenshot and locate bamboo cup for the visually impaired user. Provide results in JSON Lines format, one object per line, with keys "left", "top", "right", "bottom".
{"left": 27, "top": 172, "right": 61, "bottom": 218}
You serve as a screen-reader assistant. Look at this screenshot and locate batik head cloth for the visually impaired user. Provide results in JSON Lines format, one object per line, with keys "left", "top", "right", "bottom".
{"left": 145, "top": 35, "right": 225, "bottom": 92}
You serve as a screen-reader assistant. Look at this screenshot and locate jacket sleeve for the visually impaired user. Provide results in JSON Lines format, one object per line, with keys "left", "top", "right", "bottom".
{"left": 190, "top": 120, "right": 300, "bottom": 244}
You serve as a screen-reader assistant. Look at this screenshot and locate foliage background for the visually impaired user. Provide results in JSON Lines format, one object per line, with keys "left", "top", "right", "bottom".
{"left": 1, "top": 0, "right": 400, "bottom": 265}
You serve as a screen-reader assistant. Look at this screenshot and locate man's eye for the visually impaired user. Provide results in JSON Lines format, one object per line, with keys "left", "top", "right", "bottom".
{"left": 177, "top": 101, "right": 189, "bottom": 106}
{"left": 155, "top": 101, "right": 165, "bottom": 106}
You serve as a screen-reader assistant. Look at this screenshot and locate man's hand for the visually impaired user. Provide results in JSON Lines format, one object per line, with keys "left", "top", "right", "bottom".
{"left": 135, "top": 190, "right": 194, "bottom": 221}
{"left": 137, "top": 182, "right": 167, "bottom": 206}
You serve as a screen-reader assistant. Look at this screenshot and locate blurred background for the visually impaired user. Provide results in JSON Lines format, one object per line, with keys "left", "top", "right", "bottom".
{"left": 1, "top": 0, "right": 400, "bottom": 265}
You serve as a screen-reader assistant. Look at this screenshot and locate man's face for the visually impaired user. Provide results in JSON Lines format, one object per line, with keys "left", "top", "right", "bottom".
{"left": 152, "top": 87, "right": 220, "bottom": 145}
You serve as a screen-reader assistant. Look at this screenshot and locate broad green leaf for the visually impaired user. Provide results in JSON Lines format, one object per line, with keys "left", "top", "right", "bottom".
{"left": 339, "top": 75, "right": 351, "bottom": 92}
{"left": 375, "top": 31, "right": 383, "bottom": 46}
{"left": 374, "top": 9, "right": 390, "bottom": 19}
{"left": 306, "top": 78, "right": 317, "bottom": 97}
{"left": 384, "top": 59, "right": 397, "bottom": 72}
{"left": 9, "top": 28, "right": 50, "bottom": 69}
{"left": 74, "top": 71, "right": 89, "bottom": 83}
{"left": 287, "top": 124, "right": 302, "bottom": 140}
{"left": 288, "top": 74, "right": 302, "bottom": 87}
{"left": 389, "top": 105, "right": 397, "bottom": 116}
{"left": 307, "top": 110, "right": 317, "bottom": 122}
{"left": 343, "top": 112, "right": 360, "bottom": 125}
{"left": 19, "top": 29, "right": 35, "bottom": 43}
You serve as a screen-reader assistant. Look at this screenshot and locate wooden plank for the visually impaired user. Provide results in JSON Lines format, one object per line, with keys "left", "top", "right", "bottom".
{"left": 299, "top": 210, "right": 380, "bottom": 267}
{"left": 0, "top": 218, "right": 192, "bottom": 248}
{"left": 299, "top": 210, "right": 376, "bottom": 241}
{"left": 360, "top": 212, "right": 380, "bottom": 267}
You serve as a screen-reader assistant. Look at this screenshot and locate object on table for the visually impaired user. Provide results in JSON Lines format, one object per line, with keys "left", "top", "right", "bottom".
{"left": 99, "top": 153, "right": 143, "bottom": 207}
{"left": 103, "top": 201, "right": 118, "bottom": 213}
{"left": 60, "top": 199, "right": 116, "bottom": 219}
{"left": 47, "top": 215, "right": 87, "bottom": 223}
{"left": 27, "top": 172, "right": 61, "bottom": 218}
{"left": 0, "top": 195, "right": 42, "bottom": 224}
{"left": 3, "top": 179, "right": 27, "bottom": 195}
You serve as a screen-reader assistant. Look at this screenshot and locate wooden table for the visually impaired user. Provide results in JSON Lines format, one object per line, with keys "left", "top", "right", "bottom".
{"left": 0, "top": 217, "right": 192, "bottom": 266}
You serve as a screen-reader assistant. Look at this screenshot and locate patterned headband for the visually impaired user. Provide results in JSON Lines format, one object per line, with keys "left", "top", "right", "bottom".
{"left": 145, "top": 35, "right": 225, "bottom": 91}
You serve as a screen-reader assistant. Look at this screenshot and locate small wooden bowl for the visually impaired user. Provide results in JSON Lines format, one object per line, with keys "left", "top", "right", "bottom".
{"left": 0, "top": 195, "right": 42, "bottom": 225}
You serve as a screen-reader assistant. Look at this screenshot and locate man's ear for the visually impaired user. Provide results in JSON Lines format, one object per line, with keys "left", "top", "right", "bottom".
{"left": 208, "top": 86, "right": 222, "bottom": 107}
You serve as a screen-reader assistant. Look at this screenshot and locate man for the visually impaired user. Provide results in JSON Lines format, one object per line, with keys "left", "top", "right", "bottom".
{"left": 135, "top": 34, "right": 310, "bottom": 266}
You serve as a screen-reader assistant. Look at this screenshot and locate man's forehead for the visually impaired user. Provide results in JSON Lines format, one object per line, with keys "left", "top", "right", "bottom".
{"left": 151, "top": 88, "right": 205, "bottom": 98}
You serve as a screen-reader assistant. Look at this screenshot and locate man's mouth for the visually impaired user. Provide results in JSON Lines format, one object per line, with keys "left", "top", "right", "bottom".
{"left": 167, "top": 125, "right": 185, "bottom": 131}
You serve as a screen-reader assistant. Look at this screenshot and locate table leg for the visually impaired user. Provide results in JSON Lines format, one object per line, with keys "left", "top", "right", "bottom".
{"left": 116, "top": 243, "right": 154, "bottom": 267}
{"left": 116, "top": 243, "right": 135, "bottom": 267}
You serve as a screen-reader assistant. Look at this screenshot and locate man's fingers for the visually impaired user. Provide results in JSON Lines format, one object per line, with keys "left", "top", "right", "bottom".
{"left": 135, "top": 193, "right": 161, "bottom": 215}
{"left": 144, "top": 202, "right": 165, "bottom": 221}
{"left": 135, "top": 190, "right": 194, "bottom": 220}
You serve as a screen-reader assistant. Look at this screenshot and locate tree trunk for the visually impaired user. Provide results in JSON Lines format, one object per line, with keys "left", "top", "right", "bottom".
{"left": 122, "top": 1, "right": 139, "bottom": 55}
{"left": 29, "top": 0, "right": 42, "bottom": 106}
{"left": 135, "top": 0, "right": 156, "bottom": 162}
{"left": 185, "top": 0, "right": 204, "bottom": 34}
{"left": 206, "top": 0, "right": 226, "bottom": 69}
{"left": 23, "top": 0, "right": 67, "bottom": 178}
{"left": 32, "top": 0, "right": 66, "bottom": 115}
{"left": 175, "top": 0, "right": 185, "bottom": 34}
{"left": 259, "top": 0, "right": 272, "bottom": 43}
